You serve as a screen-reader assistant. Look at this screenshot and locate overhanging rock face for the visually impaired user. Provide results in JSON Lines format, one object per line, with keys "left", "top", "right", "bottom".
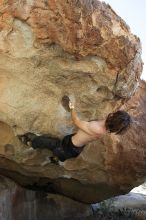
{"left": 0, "top": 0, "right": 145, "bottom": 203}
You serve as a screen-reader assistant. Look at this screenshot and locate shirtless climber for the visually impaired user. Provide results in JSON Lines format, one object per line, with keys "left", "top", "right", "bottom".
{"left": 19, "top": 100, "right": 131, "bottom": 166}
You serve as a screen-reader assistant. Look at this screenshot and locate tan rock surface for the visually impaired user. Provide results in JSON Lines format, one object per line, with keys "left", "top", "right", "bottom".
{"left": 0, "top": 0, "right": 145, "bottom": 203}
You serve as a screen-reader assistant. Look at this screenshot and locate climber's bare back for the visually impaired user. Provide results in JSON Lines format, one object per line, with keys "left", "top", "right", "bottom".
{"left": 71, "top": 120, "right": 106, "bottom": 147}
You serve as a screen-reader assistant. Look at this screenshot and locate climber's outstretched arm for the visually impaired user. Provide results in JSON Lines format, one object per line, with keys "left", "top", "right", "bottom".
{"left": 69, "top": 101, "right": 92, "bottom": 135}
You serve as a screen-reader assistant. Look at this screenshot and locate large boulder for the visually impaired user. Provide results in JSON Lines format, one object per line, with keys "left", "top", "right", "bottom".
{"left": 0, "top": 0, "right": 145, "bottom": 203}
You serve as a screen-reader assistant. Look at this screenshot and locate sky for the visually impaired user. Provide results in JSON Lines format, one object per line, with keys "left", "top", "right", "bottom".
{"left": 101, "top": 0, "right": 146, "bottom": 81}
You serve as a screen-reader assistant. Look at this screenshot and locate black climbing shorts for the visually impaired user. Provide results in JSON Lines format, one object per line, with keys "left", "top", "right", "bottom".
{"left": 31, "top": 134, "right": 84, "bottom": 162}
{"left": 61, "top": 134, "right": 84, "bottom": 161}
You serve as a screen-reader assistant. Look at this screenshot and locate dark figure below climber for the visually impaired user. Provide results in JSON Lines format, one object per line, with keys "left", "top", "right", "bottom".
{"left": 19, "top": 100, "right": 131, "bottom": 165}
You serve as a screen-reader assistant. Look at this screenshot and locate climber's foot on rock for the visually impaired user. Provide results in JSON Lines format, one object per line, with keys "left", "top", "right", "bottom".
{"left": 41, "top": 156, "right": 59, "bottom": 166}
{"left": 50, "top": 156, "right": 59, "bottom": 164}
{"left": 18, "top": 132, "right": 36, "bottom": 146}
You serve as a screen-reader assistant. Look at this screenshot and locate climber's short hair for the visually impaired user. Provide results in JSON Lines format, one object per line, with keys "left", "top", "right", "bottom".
{"left": 105, "top": 110, "right": 131, "bottom": 134}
